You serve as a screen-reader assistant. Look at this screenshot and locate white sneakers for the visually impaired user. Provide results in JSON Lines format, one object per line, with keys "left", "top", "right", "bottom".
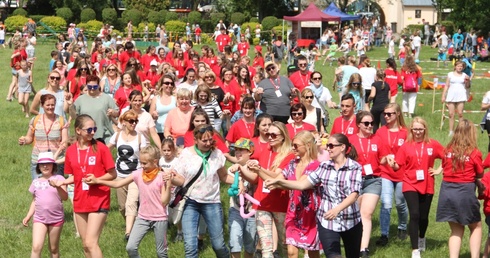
{"left": 418, "top": 237, "right": 426, "bottom": 252}
{"left": 412, "top": 249, "right": 421, "bottom": 258}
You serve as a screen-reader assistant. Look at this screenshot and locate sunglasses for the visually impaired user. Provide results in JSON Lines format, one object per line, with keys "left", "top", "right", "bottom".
{"left": 80, "top": 68, "right": 88, "bottom": 71}
{"left": 81, "top": 127, "right": 97, "bottom": 134}
{"left": 266, "top": 66, "right": 276, "bottom": 72}
{"left": 292, "top": 143, "right": 303, "bottom": 149}
{"left": 107, "top": 68, "right": 116, "bottom": 71}
{"left": 384, "top": 112, "right": 396, "bottom": 117}
{"left": 205, "top": 76, "right": 214, "bottom": 79}
{"left": 352, "top": 82, "right": 361, "bottom": 86}
{"left": 298, "top": 63, "right": 307, "bottom": 67}
{"left": 412, "top": 128, "right": 425, "bottom": 132}
{"left": 361, "top": 121, "right": 373, "bottom": 127}
{"left": 291, "top": 112, "right": 303, "bottom": 117}
{"left": 266, "top": 132, "right": 280, "bottom": 139}
{"left": 87, "top": 84, "right": 99, "bottom": 90}
{"left": 198, "top": 125, "right": 214, "bottom": 133}
{"left": 126, "top": 119, "right": 139, "bottom": 125}
{"left": 50, "top": 76, "right": 61, "bottom": 81}
{"left": 327, "top": 143, "right": 342, "bottom": 149}
{"left": 224, "top": 73, "right": 233, "bottom": 76}
{"left": 312, "top": 77, "right": 322, "bottom": 81}
{"left": 162, "top": 81, "right": 174, "bottom": 86}
{"left": 304, "top": 96, "right": 314, "bottom": 100}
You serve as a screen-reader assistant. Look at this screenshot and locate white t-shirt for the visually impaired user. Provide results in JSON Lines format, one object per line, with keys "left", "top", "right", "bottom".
{"left": 440, "top": 34, "right": 449, "bottom": 47}
{"left": 359, "top": 67, "right": 377, "bottom": 91}
{"left": 109, "top": 132, "right": 148, "bottom": 178}
{"left": 413, "top": 36, "right": 422, "bottom": 47}
{"left": 159, "top": 157, "right": 177, "bottom": 170}
{"left": 483, "top": 91, "right": 490, "bottom": 120}
{"left": 388, "top": 40, "right": 395, "bottom": 54}
{"left": 0, "top": 30, "right": 4, "bottom": 40}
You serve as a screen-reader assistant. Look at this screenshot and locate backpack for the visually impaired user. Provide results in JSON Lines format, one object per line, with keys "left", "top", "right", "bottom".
{"left": 403, "top": 71, "right": 418, "bottom": 92}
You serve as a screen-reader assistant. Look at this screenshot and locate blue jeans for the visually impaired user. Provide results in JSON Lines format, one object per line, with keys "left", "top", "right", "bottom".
{"left": 182, "top": 199, "right": 229, "bottom": 258}
{"left": 126, "top": 218, "right": 168, "bottom": 258}
{"left": 380, "top": 178, "right": 408, "bottom": 236}
{"left": 228, "top": 207, "right": 257, "bottom": 254}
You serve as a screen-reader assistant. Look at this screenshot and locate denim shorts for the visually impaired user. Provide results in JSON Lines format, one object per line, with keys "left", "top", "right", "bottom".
{"left": 360, "top": 177, "right": 381, "bottom": 195}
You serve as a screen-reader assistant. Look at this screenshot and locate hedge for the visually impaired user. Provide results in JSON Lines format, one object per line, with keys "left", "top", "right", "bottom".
{"left": 250, "top": 17, "right": 259, "bottom": 23}
{"left": 56, "top": 7, "right": 73, "bottom": 23}
{"left": 241, "top": 22, "right": 260, "bottom": 35}
{"left": 148, "top": 10, "right": 163, "bottom": 25}
{"left": 122, "top": 9, "right": 143, "bottom": 27}
{"left": 187, "top": 11, "right": 201, "bottom": 25}
{"left": 39, "top": 16, "right": 67, "bottom": 31}
{"left": 165, "top": 20, "right": 186, "bottom": 37}
{"left": 85, "top": 20, "right": 104, "bottom": 32}
{"left": 441, "top": 21, "right": 455, "bottom": 35}
{"left": 137, "top": 22, "right": 156, "bottom": 34}
{"left": 4, "top": 15, "right": 28, "bottom": 32}
{"left": 230, "top": 12, "right": 246, "bottom": 25}
{"left": 210, "top": 12, "right": 226, "bottom": 27}
{"left": 102, "top": 8, "right": 118, "bottom": 25}
{"left": 165, "top": 12, "right": 179, "bottom": 24}
{"left": 12, "top": 8, "right": 27, "bottom": 17}
{"left": 261, "top": 16, "right": 279, "bottom": 31}
{"left": 81, "top": 8, "right": 96, "bottom": 23}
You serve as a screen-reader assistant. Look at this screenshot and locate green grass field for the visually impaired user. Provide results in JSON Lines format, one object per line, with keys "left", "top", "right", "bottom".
{"left": 0, "top": 40, "right": 489, "bottom": 257}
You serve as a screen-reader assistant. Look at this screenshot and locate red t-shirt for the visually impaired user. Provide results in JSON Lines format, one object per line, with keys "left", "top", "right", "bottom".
{"left": 195, "top": 27, "right": 202, "bottom": 36}
{"left": 395, "top": 139, "right": 444, "bottom": 194}
{"left": 375, "top": 126, "right": 408, "bottom": 182}
{"left": 226, "top": 119, "right": 255, "bottom": 143}
{"left": 479, "top": 172, "right": 490, "bottom": 216}
{"left": 218, "top": 79, "right": 241, "bottom": 113}
{"left": 114, "top": 85, "right": 143, "bottom": 111}
{"left": 215, "top": 34, "right": 231, "bottom": 52}
{"left": 289, "top": 71, "right": 312, "bottom": 92}
{"left": 254, "top": 152, "right": 295, "bottom": 212}
{"left": 348, "top": 134, "right": 388, "bottom": 177}
{"left": 442, "top": 148, "right": 483, "bottom": 183}
{"left": 250, "top": 137, "right": 270, "bottom": 160}
{"left": 286, "top": 122, "right": 316, "bottom": 140}
{"left": 171, "top": 59, "right": 187, "bottom": 79}
{"left": 143, "top": 70, "right": 161, "bottom": 89}
{"left": 384, "top": 68, "right": 401, "bottom": 97}
{"left": 11, "top": 49, "right": 27, "bottom": 69}
{"left": 330, "top": 116, "right": 358, "bottom": 136}
{"left": 183, "top": 130, "right": 228, "bottom": 154}
{"left": 119, "top": 51, "right": 141, "bottom": 72}
{"left": 64, "top": 142, "right": 115, "bottom": 213}
{"left": 141, "top": 54, "right": 158, "bottom": 71}
{"left": 252, "top": 56, "right": 264, "bottom": 69}
{"left": 237, "top": 42, "right": 250, "bottom": 57}
{"left": 401, "top": 69, "right": 421, "bottom": 93}
{"left": 69, "top": 76, "right": 86, "bottom": 101}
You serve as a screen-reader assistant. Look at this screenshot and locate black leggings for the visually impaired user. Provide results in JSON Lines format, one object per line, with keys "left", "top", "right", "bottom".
{"left": 317, "top": 221, "right": 363, "bottom": 258}
{"left": 486, "top": 120, "right": 490, "bottom": 152}
{"left": 403, "top": 191, "right": 433, "bottom": 249}
{"left": 370, "top": 107, "right": 386, "bottom": 133}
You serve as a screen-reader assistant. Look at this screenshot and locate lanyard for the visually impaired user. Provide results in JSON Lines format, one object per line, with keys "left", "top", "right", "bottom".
{"left": 42, "top": 114, "right": 55, "bottom": 151}
{"left": 358, "top": 136, "right": 371, "bottom": 160}
{"left": 77, "top": 143, "right": 90, "bottom": 174}
{"left": 269, "top": 77, "right": 280, "bottom": 90}
{"left": 299, "top": 72, "right": 309, "bottom": 88}
{"left": 242, "top": 119, "right": 254, "bottom": 138}
{"left": 267, "top": 150, "right": 273, "bottom": 169}
{"left": 414, "top": 142, "right": 425, "bottom": 165}
{"left": 293, "top": 124, "right": 303, "bottom": 136}
{"left": 387, "top": 129, "right": 400, "bottom": 150}
{"left": 341, "top": 118, "right": 354, "bottom": 135}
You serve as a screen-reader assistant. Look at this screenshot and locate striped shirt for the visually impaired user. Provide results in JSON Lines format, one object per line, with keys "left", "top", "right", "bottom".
{"left": 308, "top": 158, "right": 362, "bottom": 232}
{"left": 191, "top": 99, "right": 222, "bottom": 127}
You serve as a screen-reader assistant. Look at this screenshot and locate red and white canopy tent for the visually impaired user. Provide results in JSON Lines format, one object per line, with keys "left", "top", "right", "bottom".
{"left": 283, "top": 3, "right": 341, "bottom": 47}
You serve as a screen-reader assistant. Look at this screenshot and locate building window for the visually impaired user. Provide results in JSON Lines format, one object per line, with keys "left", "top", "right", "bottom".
{"left": 415, "top": 10, "right": 421, "bottom": 18}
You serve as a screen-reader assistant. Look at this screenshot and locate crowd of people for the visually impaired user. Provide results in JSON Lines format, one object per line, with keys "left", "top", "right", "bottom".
{"left": 9, "top": 18, "right": 490, "bottom": 258}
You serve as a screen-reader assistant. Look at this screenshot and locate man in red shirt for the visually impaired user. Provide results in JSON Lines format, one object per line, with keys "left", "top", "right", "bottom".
{"left": 194, "top": 24, "right": 202, "bottom": 44}
{"left": 237, "top": 35, "right": 250, "bottom": 57}
{"left": 215, "top": 27, "right": 231, "bottom": 53}
{"left": 330, "top": 94, "right": 358, "bottom": 136}
{"left": 288, "top": 55, "right": 311, "bottom": 92}
{"left": 119, "top": 41, "right": 141, "bottom": 72}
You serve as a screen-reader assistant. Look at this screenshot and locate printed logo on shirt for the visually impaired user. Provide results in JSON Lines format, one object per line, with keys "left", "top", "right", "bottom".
{"left": 371, "top": 144, "right": 378, "bottom": 152}
{"left": 347, "top": 127, "right": 354, "bottom": 134}
{"left": 427, "top": 148, "right": 433, "bottom": 156}
{"left": 398, "top": 139, "right": 404, "bottom": 146}
{"left": 88, "top": 156, "right": 96, "bottom": 165}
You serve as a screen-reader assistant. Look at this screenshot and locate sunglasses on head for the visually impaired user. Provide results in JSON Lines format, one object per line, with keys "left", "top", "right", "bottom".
{"left": 87, "top": 84, "right": 99, "bottom": 90}
{"left": 265, "top": 132, "right": 280, "bottom": 139}
{"left": 50, "top": 76, "right": 61, "bottom": 81}
{"left": 162, "top": 81, "right": 174, "bottom": 86}
{"left": 361, "top": 121, "right": 373, "bottom": 127}
{"left": 126, "top": 119, "right": 139, "bottom": 125}
{"left": 384, "top": 112, "right": 396, "bottom": 117}
{"left": 198, "top": 125, "right": 214, "bottom": 133}
{"left": 327, "top": 143, "right": 342, "bottom": 149}
{"left": 81, "top": 127, "right": 97, "bottom": 134}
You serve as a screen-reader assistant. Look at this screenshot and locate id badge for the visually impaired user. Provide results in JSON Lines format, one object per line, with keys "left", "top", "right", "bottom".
{"left": 275, "top": 90, "right": 282, "bottom": 98}
{"left": 82, "top": 181, "right": 90, "bottom": 191}
{"left": 387, "top": 154, "right": 395, "bottom": 159}
{"left": 262, "top": 181, "right": 270, "bottom": 194}
{"left": 363, "top": 164, "right": 373, "bottom": 175}
{"left": 416, "top": 170, "right": 425, "bottom": 181}
{"left": 347, "top": 127, "right": 354, "bottom": 134}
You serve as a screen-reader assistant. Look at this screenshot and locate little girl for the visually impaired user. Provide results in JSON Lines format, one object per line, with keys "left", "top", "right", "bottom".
{"left": 85, "top": 146, "right": 172, "bottom": 258}
{"left": 23, "top": 152, "right": 68, "bottom": 258}
{"left": 160, "top": 137, "right": 178, "bottom": 169}
{"left": 17, "top": 60, "right": 32, "bottom": 117}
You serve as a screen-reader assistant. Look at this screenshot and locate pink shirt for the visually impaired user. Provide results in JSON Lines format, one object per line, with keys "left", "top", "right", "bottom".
{"left": 164, "top": 107, "right": 194, "bottom": 138}
{"left": 29, "top": 175, "right": 65, "bottom": 224}
{"left": 132, "top": 169, "right": 168, "bottom": 221}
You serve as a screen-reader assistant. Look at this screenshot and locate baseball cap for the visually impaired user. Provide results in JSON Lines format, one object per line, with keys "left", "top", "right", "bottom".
{"left": 234, "top": 138, "right": 254, "bottom": 154}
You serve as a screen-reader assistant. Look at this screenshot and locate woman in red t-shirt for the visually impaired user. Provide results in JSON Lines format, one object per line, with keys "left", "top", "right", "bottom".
{"left": 348, "top": 111, "right": 388, "bottom": 257}
{"left": 68, "top": 61, "right": 90, "bottom": 101}
{"left": 250, "top": 113, "right": 273, "bottom": 161}
{"left": 240, "top": 121, "right": 295, "bottom": 257}
{"left": 226, "top": 97, "right": 256, "bottom": 145}
{"left": 384, "top": 58, "right": 402, "bottom": 103}
{"left": 387, "top": 117, "right": 444, "bottom": 256}
{"left": 435, "top": 119, "right": 483, "bottom": 258}
{"left": 50, "top": 114, "right": 116, "bottom": 258}
{"left": 114, "top": 71, "right": 146, "bottom": 112}
{"left": 286, "top": 103, "right": 316, "bottom": 139}
{"left": 183, "top": 108, "right": 228, "bottom": 155}
{"left": 252, "top": 45, "right": 264, "bottom": 70}
{"left": 171, "top": 49, "right": 187, "bottom": 79}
